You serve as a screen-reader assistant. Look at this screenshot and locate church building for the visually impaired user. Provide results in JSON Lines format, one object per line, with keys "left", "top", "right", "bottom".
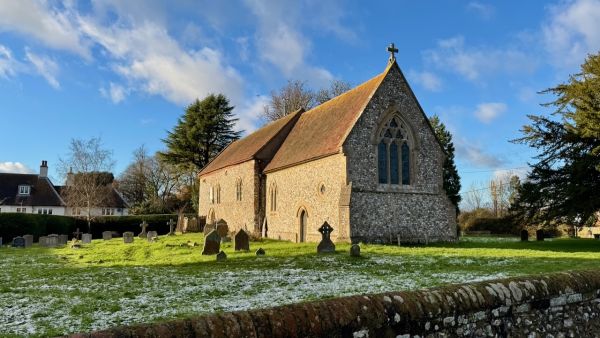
{"left": 198, "top": 48, "right": 456, "bottom": 243}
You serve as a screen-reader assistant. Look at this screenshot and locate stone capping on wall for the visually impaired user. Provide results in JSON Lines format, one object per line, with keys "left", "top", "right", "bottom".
{"left": 67, "top": 270, "right": 600, "bottom": 338}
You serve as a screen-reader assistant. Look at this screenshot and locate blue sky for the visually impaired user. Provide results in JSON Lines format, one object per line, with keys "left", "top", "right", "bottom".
{"left": 0, "top": 0, "right": 599, "bottom": 205}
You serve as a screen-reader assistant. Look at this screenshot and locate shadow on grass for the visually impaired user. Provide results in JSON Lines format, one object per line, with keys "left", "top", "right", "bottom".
{"left": 429, "top": 237, "right": 600, "bottom": 253}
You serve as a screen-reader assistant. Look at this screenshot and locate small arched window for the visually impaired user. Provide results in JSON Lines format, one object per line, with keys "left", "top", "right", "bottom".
{"left": 235, "top": 178, "right": 242, "bottom": 201}
{"left": 269, "top": 183, "right": 277, "bottom": 212}
{"left": 216, "top": 184, "right": 221, "bottom": 204}
{"left": 377, "top": 115, "right": 411, "bottom": 185}
{"left": 209, "top": 186, "right": 214, "bottom": 204}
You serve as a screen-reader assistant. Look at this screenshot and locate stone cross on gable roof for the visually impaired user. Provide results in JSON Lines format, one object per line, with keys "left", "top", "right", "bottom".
{"left": 387, "top": 43, "right": 398, "bottom": 63}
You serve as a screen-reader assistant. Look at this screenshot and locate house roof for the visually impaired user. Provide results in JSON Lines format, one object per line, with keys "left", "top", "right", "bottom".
{"left": 0, "top": 173, "right": 64, "bottom": 207}
{"left": 199, "top": 108, "right": 304, "bottom": 176}
{"left": 54, "top": 185, "right": 128, "bottom": 209}
{"left": 263, "top": 67, "right": 388, "bottom": 173}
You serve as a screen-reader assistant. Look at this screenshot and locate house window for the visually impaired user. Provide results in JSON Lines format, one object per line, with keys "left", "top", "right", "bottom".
{"left": 17, "top": 207, "right": 26, "bottom": 213}
{"left": 18, "top": 185, "right": 30, "bottom": 195}
{"left": 48, "top": 208, "right": 52, "bottom": 215}
{"left": 102, "top": 208, "right": 115, "bottom": 216}
{"left": 235, "top": 179, "right": 242, "bottom": 201}
{"left": 72, "top": 208, "right": 81, "bottom": 216}
{"left": 269, "top": 183, "right": 277, "bottom": 212}
{"left": 376, "top": 115, "right": 411, "bottom": 185}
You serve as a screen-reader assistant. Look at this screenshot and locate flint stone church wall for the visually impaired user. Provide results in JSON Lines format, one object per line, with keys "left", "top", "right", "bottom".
{"left": 70, "top": 270, "right": 600, "bottom": 338}
{"left": 344, "top": 64, "right": 456, "bottom": 243}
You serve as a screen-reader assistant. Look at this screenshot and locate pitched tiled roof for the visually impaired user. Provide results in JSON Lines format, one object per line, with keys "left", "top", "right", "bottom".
{"left": 199, "top": 109, "right": 304, "bottom": 176}
{"left": 54, "top": 185, "right": 128, "bottom": 209}
{"left": 263, "top": 69, "right": 387, "bottom": 173}
{"left": 0, "top": 174, "right": 64, "bottom": 207}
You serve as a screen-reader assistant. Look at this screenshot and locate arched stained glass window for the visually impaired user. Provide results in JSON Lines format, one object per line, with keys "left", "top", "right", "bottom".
{"left": 376, "top": 115, "right": 412, "bottom": 185}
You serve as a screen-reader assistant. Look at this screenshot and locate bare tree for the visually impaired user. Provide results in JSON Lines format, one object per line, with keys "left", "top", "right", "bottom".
{"left": 315, "top": 80, "right": 352, "bottom": 104}
{"left": 58, "top": 137, "right": 115, "bottom": 232}
{"left": 463, "top": 182, "right": 485, "bottom": 211}
{"left": 263, "top": 80, "right": 315, "bottom": 121}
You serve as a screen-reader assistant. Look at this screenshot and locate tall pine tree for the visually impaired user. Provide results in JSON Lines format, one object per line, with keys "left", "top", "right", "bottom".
{"left": 429, "top": 115, "right": 462, "bottom": 214}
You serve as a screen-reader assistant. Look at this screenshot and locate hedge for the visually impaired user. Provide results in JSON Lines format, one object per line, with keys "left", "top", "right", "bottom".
{"left": 0, "top": 213, "right": 194, "bottom": 242}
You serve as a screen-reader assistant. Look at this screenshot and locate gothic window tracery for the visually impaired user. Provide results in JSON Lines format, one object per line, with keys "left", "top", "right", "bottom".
{"left": 377, "top": 115, "right": 411, "bottom": 185}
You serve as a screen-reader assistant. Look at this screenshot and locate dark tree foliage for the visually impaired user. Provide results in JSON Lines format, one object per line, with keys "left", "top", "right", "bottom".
{"left": 429, "top": 115, "right": 462, "bottom": 214}
{"left": 512, "top": 52, "right": 600, "bottom": 227}
{"left": 159, "top": 94, "right": 241, "bottom": 171}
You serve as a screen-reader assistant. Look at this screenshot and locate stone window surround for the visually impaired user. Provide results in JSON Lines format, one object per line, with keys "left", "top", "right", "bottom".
{"left": 235, "top": 178, "right": 243, "bottom": 201}
{"left": 269, "top": 182, "right": 277, "bottom": 213}
{"left": 371, "top": 105, "right": 419, "bottom": 191}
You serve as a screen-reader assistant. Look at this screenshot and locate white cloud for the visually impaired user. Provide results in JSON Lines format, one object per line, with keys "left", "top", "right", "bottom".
{"left": 0, "top": 44, "right": 20, "bottom": 78}
{"left": 492, "top": 168, "right": 529, "bottom": 181}
{"left": 0, "top": 162, "right": 34, "bottom": 174}
{"left": 25, "top": 50, "right": 60, "bottom": 89}
{"left": 467, "top": 2, "right": 495, "bottom": 20}
{"left": 408, "top": 70, "right": 442, "bottom": 91}
{"left": 542, "top": 0, "right": 600, "bottom": 68}
{"left": 424, "top": 36, "right": 537, "bottom": 82}
{"left": 100, "top": 82, "right": 127, "bottom": 104}
{"left": 474, "top": 102, "right": 507, "bottom": 123}
{"left": 235, "top": 95, "right": 270, "bottom": 134}
{"left": 455, "top": 138, "right": 505, "bottom": 168}
{"left": 0, "top": 0, "right": 90, "bottom": 58}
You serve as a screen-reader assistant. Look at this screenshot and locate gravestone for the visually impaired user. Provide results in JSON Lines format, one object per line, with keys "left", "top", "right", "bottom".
{"left": 350, "top": 244, "right": 361, "bottom": 257}
{"left": 255, "top": 247, "right": 265, "bottom": 256}
{"left": 0, "top": 237, "right": 2, "bottom": 247}
{"left": 203, "top": 224, "right": 215, "bottom": 236}
{"left": 201, "top": 230, "right": 221, "bottom": 255}
{"left": 216, "top": 250, "right": 227, "bottom": 261}
{"left": 47, "top": 234, "right": 59, "bottom": 247}
{"left": 23, "top": 234, "right": 33, "bottom": 248}
{"left": 176, "top": 214, "right": 185, "bottom": 233}
{"left": 58, "top": 234, "right": 68, "bottom": 245}
{"left": 38, "top": 236, "right": 47, "bottom": 247}
{"left": 317, "top": 221, "right": 335, "bottom": 254}
{"left": 520, "top": 230, "right": 529, "bottom": 242}
{"left": 71, "top": 239, "right": 81, "bottom": 249}
{"left": 536, "top": 229, "right": 544, "bottom": 241}
{"left": 216, "top": 219, "right": 229, "bottom": 237}
{"left": 234, "top": 229, "right": 250, "bottom": 251}
{"left": 139, "top": 221, "right": 148, "bottom": 239}
{"left": 147, "top": 231, "right": 158, "bottom": 242}
{"left": 12, "top": 236, "right": 25, "bottom": 248}
{"left": 102, "top": 231, "right": 112, "bottom": 240}
{"left": 72, "top": 228, "right": 83, "bottom": 241}
{"left": 123, "top": 232, "right": 134, "bottom": 244}
{"left": 81, "top": 233, "right": 92, "bottom": 244}
{"left": 167, "top": 219, "right": 176, "bottom": 236}
{"left": 187, "top": 217, "right": 199, "bottom": 232}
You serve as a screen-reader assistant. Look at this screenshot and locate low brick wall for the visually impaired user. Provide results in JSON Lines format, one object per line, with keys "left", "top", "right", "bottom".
{"left": 68, "top": 270, "right": 600, "bottom": 337}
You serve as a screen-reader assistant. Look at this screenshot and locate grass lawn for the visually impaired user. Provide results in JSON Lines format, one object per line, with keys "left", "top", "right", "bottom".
{"left": 1, "top": 234, "right": 600, "bottom": 337}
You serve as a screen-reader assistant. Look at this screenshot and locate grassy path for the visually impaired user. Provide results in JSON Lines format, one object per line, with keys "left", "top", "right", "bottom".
{"left": 1, "top": 234, "right": 599, "bottom": 337}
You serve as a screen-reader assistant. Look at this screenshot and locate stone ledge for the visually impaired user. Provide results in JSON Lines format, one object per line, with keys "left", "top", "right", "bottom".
{"left": 65, "top": 270, "right": 600, "bottom": 338}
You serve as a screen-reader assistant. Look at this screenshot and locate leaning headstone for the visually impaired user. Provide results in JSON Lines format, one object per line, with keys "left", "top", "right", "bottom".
{"left": 139, "top": 221, "right": 148, "bottom": 239}
{"left": 234, "top": 229, "right": 250, "bottom": 251}
{"left": 147, "top": 231, "right": 158, "bottom": 242}
{"left": 123, "top": 232, "right": 134, "bottom": 244}
{"left": 216, "top": 219, "right": 229, "bottom": 237}
{"left": 520, "top": 230, "right": 529, "bottom": 242}
{"left": 203, "top": 224, "right": 215, "bottom": 236}
{"left": 350, "top": 244, "right": 361, "bottom": 257}
{"left": 12, "top": 236, "right": 25, "bottom": 248}
{"left": 58, "top": 234, "right": 68, "bottom": 245}
{"left": 216, "top": 250, "right": 227, "bottom": 261}
{"left": 317, "top": 221, "right": 336, "bottom": 254}
{"left": 255, "top": 247, "right": 265, "bottom": 256}
{"left": 47, "top": 234, "right": 59, "bottom": 247}
{"left": 102, "top": 231, "right": 112, "bottom": 240}
{"left": 23, "top": 234, "right": 33, "bottom": 248}
{"left": 536, "top": 229, "right": 544, "bottom": 241}
{"left": 167, "top": 219, "right": 176, "bottom": 236}
{"left": 81, "top": 233, "right": 92, "bottom": 244}
{"left": 201, "top": 230, "right": 221, "bottom": 255}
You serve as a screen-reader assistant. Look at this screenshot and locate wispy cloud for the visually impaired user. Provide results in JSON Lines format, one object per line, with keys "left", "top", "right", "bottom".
{"left": 0, "top": 162, "right": 34, "bottom": 174}
{"left": 0, "top": 44, "right": 20, "bottom": 78}
{"left": 474, "top": 102, "right": 507, "bottom": 123}
{"left": 408, "top": 70, "right": 442, "bottom": 91}
{"left": 455, "top": 138, "right": 505, "bottom": 168}
{"left": 100, "top": 82, "right": 127, "bottom": 104}
{"left": 25, "top": 50, "right": 60, "bottom": 89}
{"left": 467, "top": 2, "right": 495, "bottom": 20}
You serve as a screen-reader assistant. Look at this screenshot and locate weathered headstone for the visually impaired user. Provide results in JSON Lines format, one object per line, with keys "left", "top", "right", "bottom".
{"left": 521, "top": 230, "right": 529, "bottom": 242}
{"left": 58, "top": 234, "right": 68, "bottom": 245}
{"left": 317, "top": 221, "right": 335, "bottom": 254}
{"left": 147, "top": 231, "right": 158, "bottom": 242}
{"left": 255, "top": 247, "right": 265, "bottom": 256}
{"left": 102, "top": 231, "right": 112, "bottom": 240}
{"left": 38, "top": 236, "right": 47, "bottom": 247}
{"left": 216, "top": 250, "right": 227, "bottom": 261}
{"left": 216, "top": 219, "right": 229, "bottom": 237}
{"left": 187, "top": 217, "right": 199, "bottom": 232}
{"left": 234, "top": 229, "right": 250, "bottom": 251}
{"left": 167, "top": 219, "right": 176, "bottom": 236}
{"left": 23, "top": 234, "right": 33, "bottom": 248}
{"left": 139, "top": 221, "right": 148, "bottom": 238}
{"left": 47, "top": 234, "right": 59, "bottom": 247}
{"left": 70, "top": 239, "right": 81, "bottom": 249}
{"left": 12, "top": 236, "right": 25, "bottom": 248}
{"left": 203, "top": 224, "right": 215, "bottom": 236}
{"left": 350, "top": 244, "right": 361, "bottom": 257}
{"left": 81, "top": 233, "right": 92, "bottom": 244}
{"left": 123, "top": 232, "right": 134, "bottom": 244}
{"left": 201, "top": 230, "right": 221, "bottom": 255}
{"left": 72, "top": 228, "right": 83, "bottom": 241}
{"left": 536, "top": 229, "right": 544, "bottom": 241}
{"left": 0, "top": 237, "right": 2, "bottom": 247}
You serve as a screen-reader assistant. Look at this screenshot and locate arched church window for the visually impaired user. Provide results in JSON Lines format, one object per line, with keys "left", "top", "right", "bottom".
{"left": 216, "top": 184, "right": 221, "bottom": 204}
{"left": 269, "top": 183, "right": 277, "bottom": 212}
{"left": 236, "top": 178, "right": 242, "bottom": 201}
{"left": 209, "top": 186, "right": 214, "bottom": 204}
{"left": 376, "top": 115, "right": 411, "bottom": 185}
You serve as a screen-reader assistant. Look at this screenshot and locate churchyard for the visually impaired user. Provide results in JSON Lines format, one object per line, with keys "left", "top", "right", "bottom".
{"left": 1, "top": 233, "right": 600, "bottom": 337}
